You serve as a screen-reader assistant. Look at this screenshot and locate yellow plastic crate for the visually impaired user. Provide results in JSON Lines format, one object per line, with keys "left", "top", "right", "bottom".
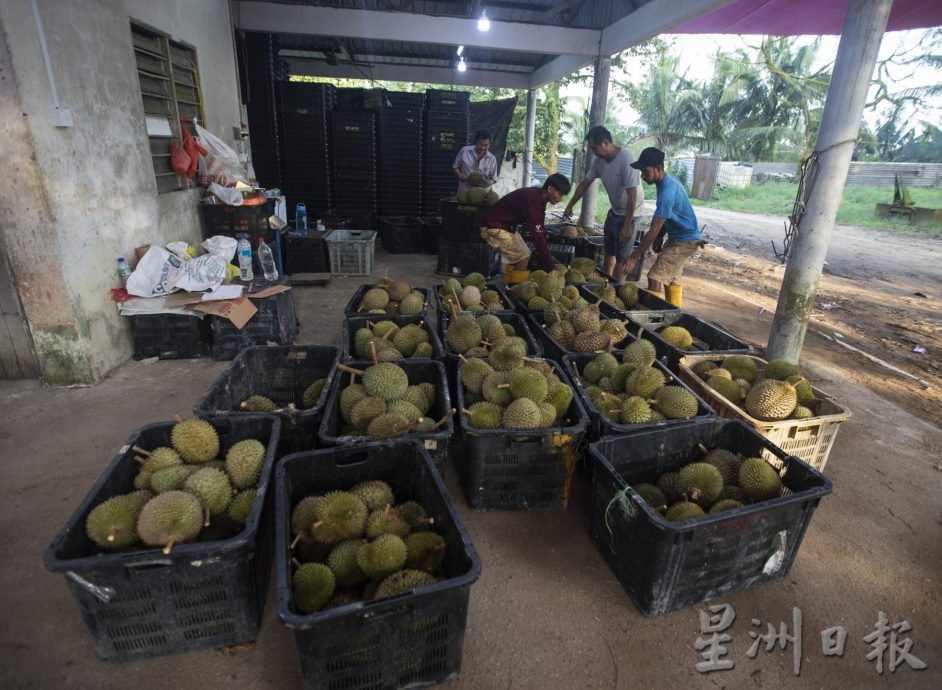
{"left": 677, "top": 354, "right": 851, "bottom": 473}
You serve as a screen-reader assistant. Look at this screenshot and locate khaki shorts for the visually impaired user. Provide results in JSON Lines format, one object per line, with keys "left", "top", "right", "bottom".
{"left": 480, "top": 227, "right": 531, "bottom": 264}
{"left": 648, "top": 239, "right": 700, "bottom": 284}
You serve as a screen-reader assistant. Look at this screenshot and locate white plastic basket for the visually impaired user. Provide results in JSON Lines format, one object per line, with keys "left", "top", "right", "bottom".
{"left": 324, "top": 229, "right": 376, "bottom": 276}
{"left": 677, "top": 354, "right": 851, "bottom": 473}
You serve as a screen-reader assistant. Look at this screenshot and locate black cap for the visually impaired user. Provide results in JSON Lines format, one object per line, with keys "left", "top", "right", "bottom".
{"left": 630, "top": 147, "right": 665, "bottom": 170}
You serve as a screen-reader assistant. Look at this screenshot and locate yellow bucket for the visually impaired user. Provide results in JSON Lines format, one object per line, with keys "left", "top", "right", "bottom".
{"left": 666, "top": 283, "right": 683, "bottom": 308}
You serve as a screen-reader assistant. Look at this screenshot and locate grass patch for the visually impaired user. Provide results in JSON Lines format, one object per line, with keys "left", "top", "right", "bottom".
{"left": 690, "top": 181, "right": 942, "bottom": 235}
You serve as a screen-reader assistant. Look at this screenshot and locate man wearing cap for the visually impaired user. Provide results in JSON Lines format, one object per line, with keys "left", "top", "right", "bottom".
{"left": 623, "top": 147, "right": 701, "bottom": 298}
{"left": 480, "top": 173, "right": 572, "bottom": 281}
{"left": 453, "top": 129, "right": 499, "bottom": 193}
{"left": 562, "top": 126, "right": 644, "bottom": 283}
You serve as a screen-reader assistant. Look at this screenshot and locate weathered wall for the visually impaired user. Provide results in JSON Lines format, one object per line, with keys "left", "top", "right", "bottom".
{"left": 0, "top": 0, "right": 242, "bottom": 384}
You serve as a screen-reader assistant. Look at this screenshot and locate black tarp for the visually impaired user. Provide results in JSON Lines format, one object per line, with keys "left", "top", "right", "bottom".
{"left": 469, "top": 96, "right": 518, "bottom": 171}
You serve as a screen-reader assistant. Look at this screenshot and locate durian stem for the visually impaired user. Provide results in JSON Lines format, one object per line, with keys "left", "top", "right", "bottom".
{"left": 290, "top": 533, "right": 301, "bottom": 549}
{"left": 697, "top": 443, "right": 710, "bottom": 456}
{"left": 450, "top": 287, "right": 462, "bottom": 311}
{"left": 133, "top": 455, "right": 148, "bottom": 465}
{"left": 496, "top": 383, "right": 511, "bottom": 389}
{"left": 571, "top": 361, "right": 580, "bottom": 377}
{"left": 461, "top": 408, "right": 473, "bottom": 415}
{"left": 291, "top": 557, "right": 302, "bottom": 569}
{"left": 132, "top": 445, "right": 152, "bottom": 457}
{"left": 337, "top": 364, "right": 367, "bottom": 376}
{"left": 174, "top": 415, "right": 183, "bottom": 423}
{"left": 162, "top": 538, "right": 175, "bottom": 555}
{"left": 417, "top": 320, "right": 425, "bottom": 328}
{"left": 312, "top": 520, "right": 324, "bottom": 529}
{"left": 203, "top": 508, "right": 211, "bottom": 528}
{"left": 369, "top": 340, "right": 379, "bottom": 365}
{"left": 433, "top": 410, "right": 455, "bottom": 429}
{"left": 106, "top": 526, "right": 119, "bottom": 542}
{"left": 458, "top": 354, "right": 468, "bottom": 363}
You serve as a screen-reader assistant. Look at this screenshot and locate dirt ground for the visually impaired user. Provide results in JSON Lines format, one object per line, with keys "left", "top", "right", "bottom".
{"left": 0, "top": 219, "right": 940, "bottom": 689}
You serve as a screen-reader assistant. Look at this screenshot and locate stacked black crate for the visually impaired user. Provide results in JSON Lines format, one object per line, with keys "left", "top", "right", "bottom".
{"left": 331, "top": 109, "right": 378, "bottom": 228}
{"left": 243, "top": 33, "right": 287, "bottom": 189}
{"left": 282, "top": 82, "right": 334, "bottom": 219}
{"left": 376, "top": 90, "right": 425, "bottom": 252}
{"left": 422, "top": 89, "right": 469, "bottom": 216}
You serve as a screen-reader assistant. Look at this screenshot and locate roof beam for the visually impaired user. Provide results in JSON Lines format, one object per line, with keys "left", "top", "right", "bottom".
{"left": 237, "top": 1, "right": 601, "bottom": 57}
{"left": 529, "top": 54, "right": 593, "bottom": 89}
{"left": 285, "top": 59, "right": 530, "bottom": 90}
{"left": 599, "top": 0, "right": 735, "bottom": 56}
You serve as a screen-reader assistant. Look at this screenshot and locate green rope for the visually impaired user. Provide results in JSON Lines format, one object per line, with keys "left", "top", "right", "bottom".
{"left": 604, "top": 485, "right": 637, "bottom": 535}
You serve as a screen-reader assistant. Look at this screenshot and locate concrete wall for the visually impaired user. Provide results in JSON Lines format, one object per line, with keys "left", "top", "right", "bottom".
{"left": 0, "top": 0, "right": 242, "bottom": 384}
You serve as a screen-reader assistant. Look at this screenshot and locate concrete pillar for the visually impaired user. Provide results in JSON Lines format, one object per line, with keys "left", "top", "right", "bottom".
{"left": 579, "top": 56, "right": 610, "bottom": 229}
{"left": 522, "top": 88, "right": 536, "bottom": 187}
{"left": 767, "top": 0, "right": 893, "bottom": 362}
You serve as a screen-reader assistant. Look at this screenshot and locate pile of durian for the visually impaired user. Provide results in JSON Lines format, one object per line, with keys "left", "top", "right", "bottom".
{"left": 584, "top": 281, "right": 642, "bottom": 311}
{"left": 85, "top": 418, "right": 267, "bottom": 555}
{"left": 508, "top": 264, "right": 606, "bottom": 310}
{"left": 460, "top": 356, "right": 574, "bottom": 430}
{"left": 690, "top": 356, "right": 817, "bottom": 422}
{"left": 333, "top": 362, "right": 452, "bottom": 440}
{"left": 536, "top": 299, "right": 631, "bottom": 353}
{"left": 350, "top": 320, "right": 435, "bottom": 360}
{"left": 627, "top": 444, "right": 787, "bottom": 521}
{"left": 438, "top": 273, "right": 507, "bottom": 312}
{"left": 454, "top": 171, "right": 499, "bottom": 206}
{"left": 240, "top": 378, "right": 327, "bottom": 412}
{"left": 555, "top": 224, "right": 598, "bottom": 239}
{"left": 290, "top": 480, "right": 445, "bottom": 613}
{"left": 573, "top": 342, "right": 700, "bottom": 425}
{"left": 444, "top": 311, "right": 532, "bottom": 356}
{"left": 356, "top": 274, "right": 426, "bottom": 316}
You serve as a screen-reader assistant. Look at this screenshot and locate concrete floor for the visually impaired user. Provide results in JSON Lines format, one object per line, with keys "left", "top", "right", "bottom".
{"left": 1, "top": 247, "right": 939, "bottom": 689}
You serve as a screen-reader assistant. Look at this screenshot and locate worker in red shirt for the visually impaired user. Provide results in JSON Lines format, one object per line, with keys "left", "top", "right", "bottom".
{"left": 480, "top": 173, "right": 571, "bottom": 283}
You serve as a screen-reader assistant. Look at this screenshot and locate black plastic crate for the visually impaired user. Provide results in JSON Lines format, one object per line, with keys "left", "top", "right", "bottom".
{"left": 43, "top": 415, "right": 281, "bottom": 662}
{"left": 426, "top": 88, "right": 470, "bottom": 111}
{"left": 274, "top": 441, "right": 481, "bottom": 690}
{"left": 589, "top": 419, "right": 832, "bottom": 616}
{"left": 629, "top": 311, "right": 751, "bottom": 367}
{"left": 283, "top": 230, "right": 331, "bottom": 274}
{"left": 319, "top": 360, "right": 454, "bottom": 473}
{"left": 578, "top": 283, "right": 678, "bottom": 317}
{"left": 439, "top": 200, "right": 488, "bottom": 242}
{"left": 343, "top": 284, "right": 430, "bottom": 319}
{"left": 194, "top": 345, "right": 340, "bottom": 455}
{"left": 131, "top": 313, "right": 211, "bottom": 359}
{"left": 211, "top": 278, "right": 299, "bottom": 360}
{"left": 526, "top": 242, "right": 576, "bottom": 270}
{"left": 437, "top": 239, "right": 500, "bottom": 278}
{"left": 199, "top": 201, "right": 274, "bottom": 240}
{"left": 524, "top": 311, "right": 633, "bottom": 361}
{"left": 321, "top": 209, "right": 374, "bottom": 230}
{"left": 575, "top": 235, "right": 605, "bottom": 264}
{"left": 456, "top": 358, "right": 588, "bottom": 511}
{"left": 431, "top": 280, "right": 513, "bottom": 319}
{"left": 418, "top": 216, "right": 441, "bottom": 254}
{"left": 562, "top": 352, "right": 715, "bottom": 442}
{"left": 341, "top": 315, "right": 444, "bottom": 361}
{"left": 377, "top": 216, "right": 426, "bottom": 254}
{"left": 380, "top": 89, "right": 426, "bottom": 109}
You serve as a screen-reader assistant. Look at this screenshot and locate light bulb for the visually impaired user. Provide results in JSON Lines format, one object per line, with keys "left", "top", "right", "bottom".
{"left": 457, "top": 56, "right": 467, "bottom": 72}
{"left": 478, "top": 9, "right": 490, "bottom": 31}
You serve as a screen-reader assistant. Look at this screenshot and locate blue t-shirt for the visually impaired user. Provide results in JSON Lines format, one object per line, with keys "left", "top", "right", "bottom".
{"left": 653, "top": 174, "right": 701, "bottom": 241}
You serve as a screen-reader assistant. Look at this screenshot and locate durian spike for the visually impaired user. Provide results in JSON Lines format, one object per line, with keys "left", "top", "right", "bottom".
{"left": 337, "top": 364, "right": 367, "bottom": 376}
{"left": 697, "top": 443, "right": 710, "bottom": 456}
{"left": 132, "top": 445, "right": 152, "bottom": 457}
{"left": 162, "top": 538, "right": 175, "bottom": 556}
{"left": 290, "top": 533, "right": 302, "bottom": 549}
{"left": 369, "top": 340, "right": 379, "bottom": 365}
{"left": 433, "top": 410, "right": 455, "bottom": 429}
{"left": 174, "top": 415, "right": 183, "bottom": 423}
{"left": 291, "top": 557, "right": 302, "bottom": 569}
{"left": 203, "top": 508, "right": 211, "bottom": 528}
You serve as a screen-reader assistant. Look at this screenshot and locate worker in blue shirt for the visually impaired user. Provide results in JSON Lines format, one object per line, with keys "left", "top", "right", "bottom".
{"left": 622, "top": 147, "right": 701, "bottom": 300}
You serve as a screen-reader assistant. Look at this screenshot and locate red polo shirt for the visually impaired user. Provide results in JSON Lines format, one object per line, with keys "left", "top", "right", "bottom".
{"left": 481, "top": 187, "right": 555, "bottom": 270}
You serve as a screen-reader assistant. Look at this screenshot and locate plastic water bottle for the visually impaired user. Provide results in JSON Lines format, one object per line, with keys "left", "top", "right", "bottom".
{"left": 238, "top": 234, "right": 254, "bottom": 282}
{"left": 116, "top": 257, "right": 131, "bottom": 287}
{"left": 316, "top": 218, "right": 325, "bottom": 234}
{"left": 257, "top": 238, "right": 278, "bottom": 281}
{"left": 295, "top": 203, "right": 308, "bottom": 234}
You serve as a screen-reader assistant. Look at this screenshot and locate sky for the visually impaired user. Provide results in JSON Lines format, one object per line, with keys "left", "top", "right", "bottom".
{"left": 566, "top": 28, "right": 941, "bottom": 135}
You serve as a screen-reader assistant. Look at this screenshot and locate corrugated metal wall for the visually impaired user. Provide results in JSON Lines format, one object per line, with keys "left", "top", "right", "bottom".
{"left": 677, "top": 159, "right": 942, "bottom": 187}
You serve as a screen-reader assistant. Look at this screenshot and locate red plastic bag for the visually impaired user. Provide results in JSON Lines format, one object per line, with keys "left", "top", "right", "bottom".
{"left": 171, "top": 138, "right": 191, "bottom": 176}
{"left": 181, "top": 118, "right": 208, "bottom": 178}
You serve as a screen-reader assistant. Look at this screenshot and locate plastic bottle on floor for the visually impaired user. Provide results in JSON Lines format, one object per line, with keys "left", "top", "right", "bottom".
{"left": 257, "top": 237, "right": 278, "bottom": 281}
{"left": 116, "top": 257, "right": 131, "bottom": 287}
{"left": 238, "top": 234, "right": 254, "bottom": 282}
